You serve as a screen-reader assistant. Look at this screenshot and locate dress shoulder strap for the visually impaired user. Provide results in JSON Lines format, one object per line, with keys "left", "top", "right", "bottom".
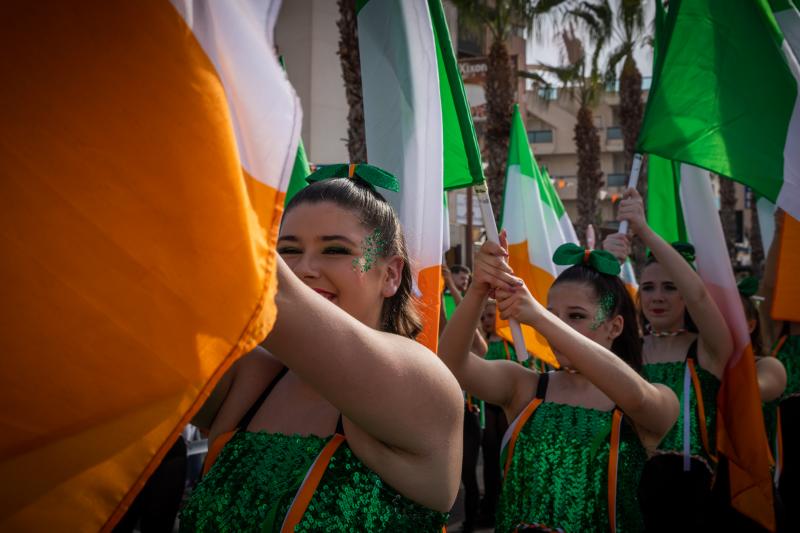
{"left": 685, "top": 338, "right": 699, "bottom": 363}
{"left": 535, "top": 371, "right": 549, "bottom": 399}
{"left": 237, "top": 366, "right": 289, "bottom": 431}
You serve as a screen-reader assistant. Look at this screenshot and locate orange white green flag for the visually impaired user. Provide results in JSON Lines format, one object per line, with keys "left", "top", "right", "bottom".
{"left": 358, "top": 0, "right": 484, "bottom": 350}
{"left": 498, "top": 104, "right": 577, "bottom": 365}
{"left": 0, "top": 0, "right": 300, "bottom": 530}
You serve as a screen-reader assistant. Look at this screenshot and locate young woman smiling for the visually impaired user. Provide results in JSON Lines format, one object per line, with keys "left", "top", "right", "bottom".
{"left": 604, "top": 188, "right": 734, "bottom": 531}
{"left": 180, "top": 168, "right": 463, "bottom": 532}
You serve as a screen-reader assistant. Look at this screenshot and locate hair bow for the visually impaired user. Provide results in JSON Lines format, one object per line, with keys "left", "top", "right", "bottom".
{"left": 671, "top": 241, "right": 696, "bottom": 264}
{"left": 552, "top": 243, "right": 621, "bottom": 276}
{"left": 305, "top": 163, "right": 400, "bottom": 192}
{"left": 737, "top": 276, "right": 760, "bottom": 298}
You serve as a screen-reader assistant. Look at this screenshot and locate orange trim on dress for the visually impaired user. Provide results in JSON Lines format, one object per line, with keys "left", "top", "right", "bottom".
{"left": 503, "top": 339, "right": 511, "bottom": 360}
{"left": 687, "top": 358, "right": 718, "bottom": 463}
{"left": 503, "top": 398, "right": 543, "bottom": 477}
{"left": 281, "top": 433, "right": 346, "bottom": 533}
{"left": 203, "top": 431, "right": 235, "bottom": 476}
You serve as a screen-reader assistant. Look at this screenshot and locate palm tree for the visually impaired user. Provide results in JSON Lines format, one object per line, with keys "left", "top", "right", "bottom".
{"left": 719, "top": 176, "right": 738, "bottom": 263}
{"left": 453, "top": 0, "right": 569, "bottom": 223}
{"left": 543, "top": 1, "right": 612, "bottom": 245}
{"left": 337, "top": 0, "right": 367, "bottom": 162}
{"left": 604, "top": 0, "right": 646, "bottom": 183}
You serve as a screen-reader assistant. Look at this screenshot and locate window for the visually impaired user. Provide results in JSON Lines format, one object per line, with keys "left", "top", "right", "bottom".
{"left": 607, "top": 127, "right": 623, "bottom": 140}
{"left": 607, "top": 173, "right": 626, "bottom": 187}
{"left": 528, "top": 130, "right": 553, "bottom": 143}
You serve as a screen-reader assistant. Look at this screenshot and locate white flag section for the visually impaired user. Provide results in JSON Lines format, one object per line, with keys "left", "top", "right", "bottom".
{"left": 499, "top": 105, "right": 577, "bottom": 365}
{"left": 171, "top": 0, "right": 301, "bottom": 190}
{"left": 774, "top": 3, "right": 800, "bottom": 219}
{"left": 679, "top": 165, "right": 773, "bottom": 520}
{"left": 358, "top": 0, "right": 444, "bottom": 350}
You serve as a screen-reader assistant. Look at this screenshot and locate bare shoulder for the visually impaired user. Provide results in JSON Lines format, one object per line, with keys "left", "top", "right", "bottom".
{"left": 205, "top": 346, "right": 283, "bottom": 441}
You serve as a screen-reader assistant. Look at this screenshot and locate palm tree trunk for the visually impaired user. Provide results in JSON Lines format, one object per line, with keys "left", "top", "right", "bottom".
{"left": 619, "top": 56, "right": 647, "bottom": 271}
{"left": 337, "top": 0, "right": 367, "bottom": 162}
{"left": 575, "top": 106, "right": 603, "bottom": 245}
{"left": 719, "top": 177, "right": 738, "bottom": 263}
{"left": 749, "top": 189, "right": 765, "bottom": 277}
{"left": 485, "top": 38, "right": 515, "bottom": 224}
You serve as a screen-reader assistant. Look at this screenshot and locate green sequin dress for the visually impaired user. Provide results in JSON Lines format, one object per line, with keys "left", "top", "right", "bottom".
{"left": 180, "top": 432, "right": 448, "bottom": 532}
{"left": 777, "top": 335, "right": 800, "bottom": 399}
{"left": 641, "top": 362, "right": 719, "bottom": 462}
{"left": 496, "top": 402, "right": 647, "bottom": 533}
{"left": 485, "top": 339, "right": 514, "bottom": 362}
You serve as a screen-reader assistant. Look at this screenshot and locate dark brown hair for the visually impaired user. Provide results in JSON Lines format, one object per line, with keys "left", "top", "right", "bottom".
{"left": 553, "top": 265, "right": 643, "bottom": 372}
{"left": 284, "top": 178, "right": 422, "bottom": 339}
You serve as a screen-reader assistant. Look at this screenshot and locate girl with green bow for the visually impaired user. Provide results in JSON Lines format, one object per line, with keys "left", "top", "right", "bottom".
{"left": 438, "top": 230, "right": 679, "bottom": 532}
{"left": 604, "top": 187, "right": 738, "bottom": 530}
{"left": 181, "top": 170, "right": 462, "bottom": 532}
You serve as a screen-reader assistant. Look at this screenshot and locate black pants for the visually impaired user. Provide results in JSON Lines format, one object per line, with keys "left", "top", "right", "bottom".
{"left": 461, "top": 406, "right": 481, "bottom": 529}
{"left": 114, "top": 437, "right": 187, "bottom": 533}
{"left": 481, "top": 403, "right": 508, "bottom": 519}
{"left": 639, "top": 454, "right": 714, "bottom": 532}
{"left": 779, "top": 396, "right": 799, "bottom": 532}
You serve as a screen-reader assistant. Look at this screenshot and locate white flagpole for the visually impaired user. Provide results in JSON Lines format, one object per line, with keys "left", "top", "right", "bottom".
{"left": 617, "top": 153, "right": 644, "bottom": 235}
{"left": 474, "top": 182, "right": 530, "bottom": 361}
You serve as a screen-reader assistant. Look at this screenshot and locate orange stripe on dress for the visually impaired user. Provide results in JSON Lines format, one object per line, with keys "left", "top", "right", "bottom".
{"left": 607, "top": 409, "right": 623, "bottom": 533}
{"left": 687, "top": 359, "right": 718, "bottom": 463}
{"left": 771, "top": 335, "right": 788, "bottom": 358}
{"left": 503, "top": 340, "right": 511, "bottom": 360}
{"left": 202, "top": 431, "right": 235, "bottom": 476}
{"left": 503, "top": 399, "right": 543, "bottom": 477}
{"left": 281, "top": 434, "right": 346, "bottom": 533}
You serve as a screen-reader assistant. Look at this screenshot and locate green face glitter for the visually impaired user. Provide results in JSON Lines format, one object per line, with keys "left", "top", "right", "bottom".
{"left": 589, "top": 291, "right": 615, "bottom": 330}
{"left": 352, "top": 228, "right": 386, "bottom": 273}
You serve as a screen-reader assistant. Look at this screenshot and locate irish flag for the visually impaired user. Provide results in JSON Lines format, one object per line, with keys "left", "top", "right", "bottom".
{"left": 0, "top": 1, "right": 299, "bottom": 530}
{"left": 638, "top": 1, "right": 789, "bottom": 525}
{"left": 638, "top": 0, "right": 800, "bottom": 221}
{"left": 498, "top": 105, "right": 577, "bottom": 365}
{"left": 358, "top": 0, "right": 483, "bottom": 350}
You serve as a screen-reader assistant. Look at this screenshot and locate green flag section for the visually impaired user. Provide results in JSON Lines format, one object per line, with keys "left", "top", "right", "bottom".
{"left": 358, "top": 0, "right": 486, "bottom": 350}
{"left": 647, "top": 154, "right": 687, "bottom": 243}
{"left": 638, "top": 0, "right": 800, "bottom": 220}
{"left": 284, "top": 139, "right": 311, "bottom": 207}
{"left": 428, "top": 0, "right": 484, "bottom": 190}
{"left": 497, "top": 105, "right": 578, "bottom": 366}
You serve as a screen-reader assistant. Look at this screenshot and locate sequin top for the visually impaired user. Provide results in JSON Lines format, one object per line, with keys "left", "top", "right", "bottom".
{"left": 180, "top": 431, "right": 448, "bottom": 532}
{"left": 485, "top": 339, "right": 515, "bottom": 361}
{"left": 496, "top": 402, "right": 647, "bottom": 533}
{"left": 777, "top": 335, "right": 800, "bottom": 399}
{"left": 641, "top": 361, "right": 719, "bottom": 460}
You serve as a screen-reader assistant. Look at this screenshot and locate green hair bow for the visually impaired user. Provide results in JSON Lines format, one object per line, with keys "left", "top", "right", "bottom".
{"left": 552, "top": 243, "right": 621, "bottom": 276}
{"left": 305, "top": 163, "right": 400, "bottom": 193}
{"left": 646, "top": 241, "right": 696, "bottom": 268}
{"left": 737, "top": 276, "right": 760, "bottom": 298}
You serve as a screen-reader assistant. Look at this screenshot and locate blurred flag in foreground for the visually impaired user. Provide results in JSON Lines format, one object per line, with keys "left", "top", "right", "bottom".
{"left": 0, "top": 0, "right": 300, "bottom": 530}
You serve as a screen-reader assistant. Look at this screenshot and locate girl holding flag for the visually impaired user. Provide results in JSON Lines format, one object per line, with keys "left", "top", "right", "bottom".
{"left": 181, "top": 168, "right": 462, "bottom": 532}
{"left": 604, "top": 188, "right": 734, "bottom": 531}
{"left": 439, "top": 232, "right": 678, "bottom": 532}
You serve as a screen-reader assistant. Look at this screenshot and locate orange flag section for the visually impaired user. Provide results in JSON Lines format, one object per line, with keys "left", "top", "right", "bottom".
{"left": 0, "top": 1, "right": 287, "bottom": 530}
{"left": 773, "top": 213, "right": 800, "bottom": 322}
{"left": 416, "top": 265, "right": 444, "bottom": 351}
{"left": 496, "top": 241, "right": 559, "bottom": 367}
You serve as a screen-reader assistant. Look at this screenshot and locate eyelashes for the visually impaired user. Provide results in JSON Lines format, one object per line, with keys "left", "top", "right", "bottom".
{"left": 276, "top": 247, "right": 353, "bottom": 255}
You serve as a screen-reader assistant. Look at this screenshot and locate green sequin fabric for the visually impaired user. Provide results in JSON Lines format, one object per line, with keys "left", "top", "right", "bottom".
{"left": 777, "top": 335, "right": 800, "bottom": 399}
{"left": 485, "top": 340, "right": 514, "bottom": 362}
{"left": 641, "top": 362, "right": 719, "bottom": 460}
{"left": 496, "top": 402, "right": 646, "bottom": 533}
{"left": 180, "top": 432, "right": 448, "bottom": 532}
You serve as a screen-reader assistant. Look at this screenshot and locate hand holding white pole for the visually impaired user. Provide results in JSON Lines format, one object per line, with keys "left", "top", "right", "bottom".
{"left": 617, "top": 153, "right": 643, "bottom": 235}
{"left": 473, "top": 184, "right": 529, "bottom": 361}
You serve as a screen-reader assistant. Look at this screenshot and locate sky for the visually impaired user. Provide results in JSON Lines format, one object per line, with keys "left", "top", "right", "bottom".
{"left": 524, "top": 1, "right": 655, "bottom": 82}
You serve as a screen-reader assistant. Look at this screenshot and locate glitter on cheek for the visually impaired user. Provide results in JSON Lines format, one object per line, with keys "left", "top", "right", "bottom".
{"left": 352, "top": 229, "right": 386, "bottom": 273}
{"left": 589, "top": 292, "right": 615, "bottom": 331}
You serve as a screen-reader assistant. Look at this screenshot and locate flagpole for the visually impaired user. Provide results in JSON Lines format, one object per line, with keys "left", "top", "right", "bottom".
{"left": 617, "top": 153, "right": 644, "bottom": 235}
{"left": 473, "top": 183, "right": 530, "bottom": 361}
